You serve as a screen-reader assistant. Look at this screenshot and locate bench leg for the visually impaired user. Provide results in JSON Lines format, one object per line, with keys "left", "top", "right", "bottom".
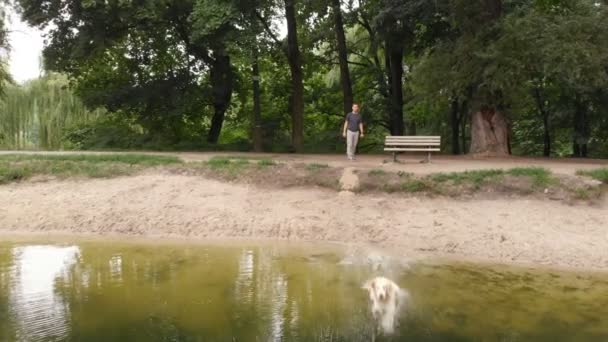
{"left": 427, "top": 152, "right": 431, "bottom": 163}
{"left": 393, "top": 152, "right": 397, "bottom": 163}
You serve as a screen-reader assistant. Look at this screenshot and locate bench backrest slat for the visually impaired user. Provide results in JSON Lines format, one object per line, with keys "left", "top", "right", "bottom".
{"left": 385, "top": 142, "right": 440, "bottom": 146}
{"left": 386, "top": 136, "right": 440, "bottom": 144}
{"left": 386, "top": 136, "right": 439, "bottom": 138}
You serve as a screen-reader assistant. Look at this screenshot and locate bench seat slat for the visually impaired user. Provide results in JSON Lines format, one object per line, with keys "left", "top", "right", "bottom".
{"left": 384, "top": 148, "right": 441, "bottom": 152}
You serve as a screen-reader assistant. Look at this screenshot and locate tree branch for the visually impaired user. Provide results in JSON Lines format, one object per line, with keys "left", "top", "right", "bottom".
{"left": 255, "top": 11, "right": 284, "bottom": 51}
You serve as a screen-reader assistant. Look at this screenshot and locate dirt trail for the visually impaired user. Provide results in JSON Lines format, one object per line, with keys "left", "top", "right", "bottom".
{"left": 1, "top": 173, "right": 607, "bottom": 271}
{"left": 339, "top": 167, "right": 359, "bottom": 192}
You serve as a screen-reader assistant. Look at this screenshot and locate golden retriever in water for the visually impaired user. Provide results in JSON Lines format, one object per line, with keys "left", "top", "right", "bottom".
{"left": 362, "top": 277, "right": 409, "bottom": 335}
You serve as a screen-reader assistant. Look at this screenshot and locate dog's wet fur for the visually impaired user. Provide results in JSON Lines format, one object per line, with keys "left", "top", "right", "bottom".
{"left": 362, "top": 277, "right": 409, "bottom": 335}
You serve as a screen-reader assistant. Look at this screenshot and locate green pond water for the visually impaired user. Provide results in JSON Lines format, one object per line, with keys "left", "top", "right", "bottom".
{"left": 0, "top": 241, "right": 607, "bottom": 342}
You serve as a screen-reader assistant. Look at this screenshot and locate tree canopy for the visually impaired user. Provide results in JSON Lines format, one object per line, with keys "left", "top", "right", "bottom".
{"left": 4, "top": 0, "right": 608, "bottom": 157}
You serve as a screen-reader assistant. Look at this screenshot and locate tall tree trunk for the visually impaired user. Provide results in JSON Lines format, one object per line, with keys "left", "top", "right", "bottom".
{"left": 386, "top": 39, "right": 404, "bottom": 135}
{"left": 460, "top": 98, "right": 469, "bottom": 154}
{"left": 284, "top": 0, "right": 304, "bottom": 152}
{"left": 469, "top": 107, "right": 509, "bottom": 156}
{"left": 207, "top": 52, "right": 233, "bottom": 144}
{"left": 461, "top": 113, "right": 467, "bottom": 154}
{"left": 573, "top": 98, "right": 589, "bottom": 157}
{"left": 252, "top": 49, "right": 263, "bottom": 152}
{"left": 533, "top": 87, "right": 551, "bottom": 157}
{"left": 331, "top": 0, "right": 353, "bottom": 115}
{"left": 450, "top": 98, "right": 461, "bottom": 155}
{"left": 467, "top": 0, "right": 508, "bottom": 155}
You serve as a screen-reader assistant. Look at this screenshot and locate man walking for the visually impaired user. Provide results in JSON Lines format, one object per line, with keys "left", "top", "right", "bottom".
{"left": 342, "top": 103, "right": 364, "bottom": 160}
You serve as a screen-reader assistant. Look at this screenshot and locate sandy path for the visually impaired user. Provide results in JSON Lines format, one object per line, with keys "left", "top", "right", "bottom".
{"left": 1, "top": 174, "right": 607, "bottom": 271}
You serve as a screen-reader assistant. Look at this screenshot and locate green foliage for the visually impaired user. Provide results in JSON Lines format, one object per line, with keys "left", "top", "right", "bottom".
{"left": 0, "top": 73, "right": 104, "bottom": 149}
{"left": 7, "top": 0, "right": 608, "bottom": 157}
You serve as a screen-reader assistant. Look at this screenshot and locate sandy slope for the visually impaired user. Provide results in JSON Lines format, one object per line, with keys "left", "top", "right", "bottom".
{"left": 1, "top": 174, "right": 607, "bottom": 271}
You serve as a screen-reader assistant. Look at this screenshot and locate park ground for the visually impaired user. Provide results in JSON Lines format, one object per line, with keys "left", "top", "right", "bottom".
{"left": 0, "top": 151, "right": 607, "bottom": 272}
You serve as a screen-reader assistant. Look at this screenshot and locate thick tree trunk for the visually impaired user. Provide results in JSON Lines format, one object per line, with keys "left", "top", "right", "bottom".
{"left": 252, "top": 50, "right": 263, "bottom": 152}
{"left": 284, "top": 0, "right": 304, "bottom": 152}
{"left": 469, "top": 107, "right": 510, "bottom": 156}
{"left": 386, "top": 40, "right": 404, "bottom": 136}
{"left": 207, "top": 53, "right": 233, "bottom": 144}
{"left": 450, "top": 99, "right": 461, "bottom": 155}
{"left": 330, "top": 0, "right": 353, "bottom": 115}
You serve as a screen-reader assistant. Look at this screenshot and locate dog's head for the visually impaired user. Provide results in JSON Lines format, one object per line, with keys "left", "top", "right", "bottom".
{"left": 362, "top": 277, "right": 393, "bottom": 303}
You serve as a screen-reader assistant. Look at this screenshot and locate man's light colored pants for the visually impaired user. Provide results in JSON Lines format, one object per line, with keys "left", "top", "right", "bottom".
{"left": 346, "top": 130, "right": 359, "bottom": 159}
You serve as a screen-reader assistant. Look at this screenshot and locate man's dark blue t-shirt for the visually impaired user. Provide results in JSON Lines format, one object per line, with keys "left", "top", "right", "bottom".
{"left": 346, "top": 112, "right": 362, "bottom": 132}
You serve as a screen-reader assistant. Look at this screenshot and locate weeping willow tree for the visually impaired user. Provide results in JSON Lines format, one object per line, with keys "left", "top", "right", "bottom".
{"left": 0, "top": 73, "right": 104, "bottom": 149}
{"left": 0, "top": 0, "right": 11, "bottom": 95}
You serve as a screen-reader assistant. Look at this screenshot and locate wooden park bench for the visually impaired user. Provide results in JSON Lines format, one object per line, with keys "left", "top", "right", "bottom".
{"left": 384, "top": 136, "right": 441, "bottom": 162}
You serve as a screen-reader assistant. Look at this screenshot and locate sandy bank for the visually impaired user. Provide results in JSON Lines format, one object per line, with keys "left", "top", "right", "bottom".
{"left": 1, "top": 174, "right": 607, "bottom": 271}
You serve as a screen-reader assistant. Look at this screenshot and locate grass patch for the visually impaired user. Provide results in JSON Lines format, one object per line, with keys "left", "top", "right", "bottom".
{"left": 0, "top": 153, "right": 181, "bottom": 165}
{"left": 401, "top": 179, "right": 430, "bottom": 192}
{"left": 207, "top": 156, "right": 232, "bottom": 168}
{"left": 574, "top": 188, "right": 591, "bottom": 200}
{"left": 430, "top": 169, "right": 504, "bottom": 188}
{"left": 428, "top": 167, "right": 553, "bottom": 189}
{"left": 211, "top": 155, "right": 272, "bottom": 161}
{"left": 368, "top": 169, "right": 387, "bottom": 177}
{"left": 201, "top": 156, "right": 277, "bottom": 179}
{"left": 0, "top": 153, "right": 182, "bottom": 184}
{"left": 257, "top": 159, "right": 276, "bottom": 167}
{"left": 577, "top": 168, "right": 608, "bottom": 183}
{"left": 507, "top": 167, "right": 553, "bottom": 188}
{"left": 306, "top": 163, "right": 329, "bottom": 171}
{"left": 397, "top": 171, "right": 413, "bottom": 178}
{"left": 205, "top": 156, "right": 255, "bottom": 177}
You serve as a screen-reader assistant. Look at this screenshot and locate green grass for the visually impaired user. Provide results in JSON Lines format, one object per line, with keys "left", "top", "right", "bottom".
{"left": 401, "top": 180, "right": 429, "bottom": 192}
{"left": 257, "top": 158, "right": 276, "bottom": 167}
{"left": 428, "top": 167, "right": 553, "bottom": 189}
{"left": 0, "top": 153, "right": 182, "bottom": 184}
{"left": 368, "top": 169, "right": 387, "bottom": 177}
{"left": 430, "top": 169, "right": 504, "bottom": 187}
{"left": 0, "top": 153, "right": 181, "bottom": 165}
{"left": 577, "top": 168, "right": 608, "bottom": 184}
{"left": 507, "top": 167, "right": 554, "bottom": 188}
{"left": 205, "top": 156, "right": 253, "bottom": 177}
{"left": 202, "top": 156, "right": 277, "bottom": 178}
{"left": 574, "top": 188, "right": 591, "bottom": 200}
{"left": 397, "top": 171, "right": 413, "bottom": 178}
{"left": 306, "top": 163, "right": 329, "bottom": 171}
